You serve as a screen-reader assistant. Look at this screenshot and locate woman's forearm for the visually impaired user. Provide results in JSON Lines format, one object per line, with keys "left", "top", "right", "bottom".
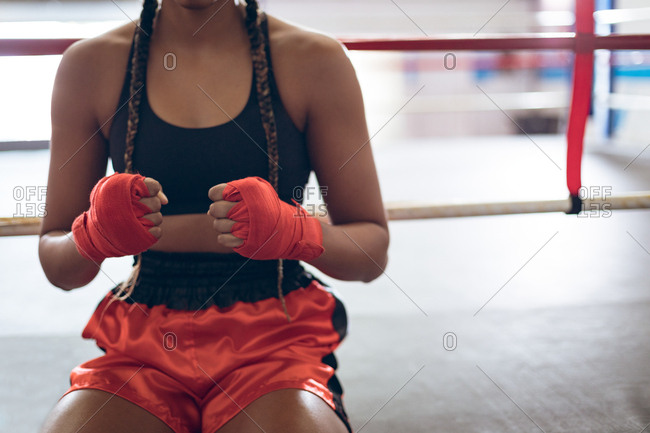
{"left": 39, "top": 231, "right": 101, "bottom": 290}
{"left": 308, "top": 220, "right": 389, "bottom": 282}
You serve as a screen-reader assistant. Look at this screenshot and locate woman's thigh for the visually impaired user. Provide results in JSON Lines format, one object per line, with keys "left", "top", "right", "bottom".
{"left": 40, "top": 389, "right": 174, "bottom": 433}
{"left": 215, "top": 389, "right": 349, "bottom": 433}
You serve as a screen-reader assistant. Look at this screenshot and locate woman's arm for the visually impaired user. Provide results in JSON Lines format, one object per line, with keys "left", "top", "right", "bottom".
{"left": 39, "top": 37, "right": 165, "bottom": 290}
{"left": 302, "top": 36, "right": 389, "bottom": 283}
{"left": 207, "top": 34, "right": 388, "bottom": 281}
{"left": 39, "top": 40, "right": 111, "bottom": 290}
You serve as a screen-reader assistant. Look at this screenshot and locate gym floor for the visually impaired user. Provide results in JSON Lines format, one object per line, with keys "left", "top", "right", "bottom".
{"left": 1, "top": 135, "right": 649, "bottom": 432}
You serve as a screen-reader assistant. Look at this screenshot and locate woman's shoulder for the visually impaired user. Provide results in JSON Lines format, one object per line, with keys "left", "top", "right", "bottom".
{"left": 60, "top": 23, "right": 134, "bottom": 75}
{"left": 265, "top": 14, "right": 357, "bottom": 128}
{"left": 54, "top": 23, "right": 135, "bottom": 138}
{"left": 266, "top": 15, "right": 351, "bottom": 76}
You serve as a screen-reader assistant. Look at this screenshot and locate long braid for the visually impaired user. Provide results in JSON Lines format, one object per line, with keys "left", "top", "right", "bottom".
{"left": 125, "top": 0, "right": 158, "bottom": 173}
{"left": 116, "top": 0, "right": 158, "bottom": 301}
{"left": 244, "top": 0, "right": 280, "bottom": 186}
{"left": 244, "top": 0, "right": 289, "bottom": 321}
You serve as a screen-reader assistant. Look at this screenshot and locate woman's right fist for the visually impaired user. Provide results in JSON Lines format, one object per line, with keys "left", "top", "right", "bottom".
{"left": 72, "top": 173, "right": 167, "bottom": 263}
{"left": 139, "top": 177, "right": 168, "bottom": 239}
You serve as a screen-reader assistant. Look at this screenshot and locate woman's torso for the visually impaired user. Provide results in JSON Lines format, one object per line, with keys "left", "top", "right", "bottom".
{"left": 92, "top": 11, "right": 314, "bottom": 253}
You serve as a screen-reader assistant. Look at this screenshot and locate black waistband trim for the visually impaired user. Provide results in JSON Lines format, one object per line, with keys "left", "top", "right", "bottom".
{"left": 114, "top": 250, "right": 324, "bottom": 310}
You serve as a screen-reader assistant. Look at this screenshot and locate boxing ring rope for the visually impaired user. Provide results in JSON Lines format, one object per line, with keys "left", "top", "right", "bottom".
{"left": 0, "top": 217, "right": 41, "bottom": 237}
{"left": 1, "top": 0, "right": 650, "bottom": 236}
{"left": 3, "top": 190, "right": 650, "bottom": 236}
{"left": 5, "top": 34, "right": 650, "bottom": 55}
{"left": 385, "top": 192, "right": 650, "bottom": 220}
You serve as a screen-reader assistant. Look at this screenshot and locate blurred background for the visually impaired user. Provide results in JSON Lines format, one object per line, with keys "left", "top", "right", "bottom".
{"left": 1, "top": 1, "right": 650, "bottom": 432}
{"left": 1, "top": 0, "right": 650, "bottom": 146}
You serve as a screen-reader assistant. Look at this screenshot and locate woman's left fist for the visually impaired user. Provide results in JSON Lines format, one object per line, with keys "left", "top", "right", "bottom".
{"left": 208, "top": 177, "right": 324, "bottom": 261}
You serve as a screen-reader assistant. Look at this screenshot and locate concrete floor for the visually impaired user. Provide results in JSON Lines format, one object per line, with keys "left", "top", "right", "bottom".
{"left": 1, "top": 135, "right": 649, "bottom": 432}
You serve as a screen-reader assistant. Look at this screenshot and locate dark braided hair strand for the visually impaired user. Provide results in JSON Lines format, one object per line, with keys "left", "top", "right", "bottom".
{"left": 115, "top": 0, "right": 158, "bottom": 301}
{"left": 243, "top": 0, "right": 289, "bottom": 320}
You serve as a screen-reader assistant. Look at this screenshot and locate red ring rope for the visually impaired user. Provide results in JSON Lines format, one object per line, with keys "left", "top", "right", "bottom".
{"left": 566, "top": 0, "right": 595, "bottom": 199}
{"left": 4, "top": 35, "right": 650, "bottom": 56}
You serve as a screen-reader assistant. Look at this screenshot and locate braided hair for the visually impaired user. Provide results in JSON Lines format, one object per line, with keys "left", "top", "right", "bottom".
{"left": 116, "top": 0, "right": 289, "bottom": 320}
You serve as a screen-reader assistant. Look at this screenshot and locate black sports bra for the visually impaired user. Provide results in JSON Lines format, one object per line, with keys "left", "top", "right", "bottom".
{"left": 108, "top": 18, "right": 312, "bottom": 215}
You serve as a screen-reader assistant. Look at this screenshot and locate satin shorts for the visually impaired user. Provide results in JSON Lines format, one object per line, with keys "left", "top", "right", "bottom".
{"left": 63, "top": 251, "right": 350, "bottom": 433}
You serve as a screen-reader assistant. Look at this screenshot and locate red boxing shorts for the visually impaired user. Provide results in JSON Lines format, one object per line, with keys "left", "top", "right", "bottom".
{"left": 63, "top": 251, "right": 350, "bottom": 433}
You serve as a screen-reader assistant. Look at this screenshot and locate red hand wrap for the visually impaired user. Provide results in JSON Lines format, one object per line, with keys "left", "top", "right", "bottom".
{"left": 72, "top": 173, "right": 158, "bottom": 263}
{"left": 223, "top": 177, "right": 324, "bottom": 261}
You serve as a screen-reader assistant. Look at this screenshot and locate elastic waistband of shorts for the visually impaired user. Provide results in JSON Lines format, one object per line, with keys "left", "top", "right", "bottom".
{"left": 114, "top": 250, "right": 322, "bottom": 310}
